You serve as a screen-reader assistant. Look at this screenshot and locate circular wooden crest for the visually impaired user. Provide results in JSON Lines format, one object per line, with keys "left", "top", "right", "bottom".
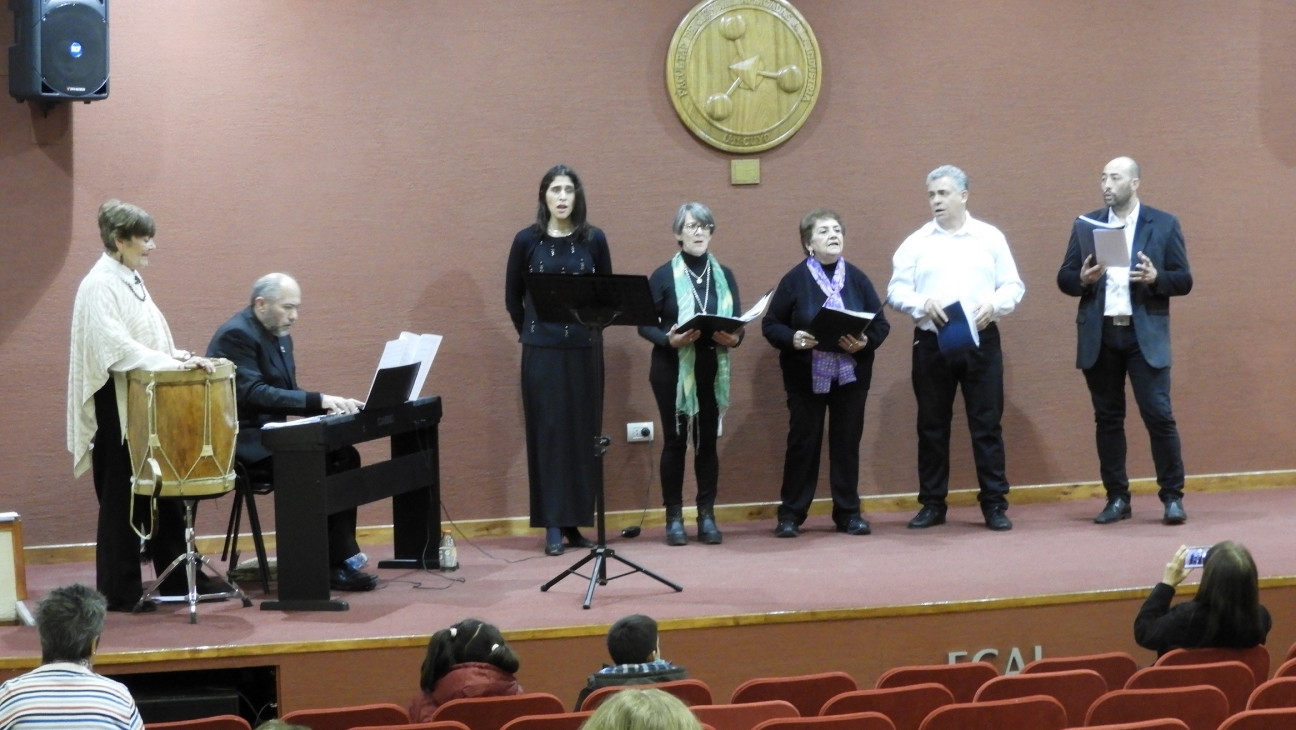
{"left": 667, "top": 0, "right": 822, "bottom": 154}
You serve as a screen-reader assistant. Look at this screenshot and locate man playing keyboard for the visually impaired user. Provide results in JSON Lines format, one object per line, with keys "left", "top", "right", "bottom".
{"left": 207, "top": 272, "right": 378, "bottom": 591}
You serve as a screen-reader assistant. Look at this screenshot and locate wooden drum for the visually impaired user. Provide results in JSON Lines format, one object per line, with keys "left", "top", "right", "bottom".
{"left": 126, "top": 359, "right": 238, "bottom": 498}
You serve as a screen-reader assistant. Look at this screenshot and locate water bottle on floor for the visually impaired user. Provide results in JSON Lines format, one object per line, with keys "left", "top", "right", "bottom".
{"left": 438, "top": 530, "right": 458, "bottom": 572}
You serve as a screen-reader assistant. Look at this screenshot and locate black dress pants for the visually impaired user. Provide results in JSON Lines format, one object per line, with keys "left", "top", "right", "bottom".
{"left": 650, "top": 345, "right": 720, "bottom": 509}
{"left": 91, "top": 379, "right": 186, "bottom": 607}
{"left": 911, "top": 325, "right": 1010, "bottom": 510}
{"left": 1082, "top": 319, "right": 1185, "bottom": 503}
{"left": 777, "top": 378, "right": 868, "bottom": 526}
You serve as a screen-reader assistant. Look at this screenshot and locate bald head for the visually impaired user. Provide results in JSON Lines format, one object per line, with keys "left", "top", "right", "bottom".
{"left": 1106, "top": 156, "right": 1140, "bottom": 180}
{"left": 250, "top": 273, "right": 301, "bottom": 336}
{"left": 1101, "top": 157, "right": 1140, "bottom": 214}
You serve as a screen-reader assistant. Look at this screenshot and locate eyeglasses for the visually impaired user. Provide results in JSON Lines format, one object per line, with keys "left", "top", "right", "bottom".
{"left": 683, "top": 222, "right": 713, "bottom": 233}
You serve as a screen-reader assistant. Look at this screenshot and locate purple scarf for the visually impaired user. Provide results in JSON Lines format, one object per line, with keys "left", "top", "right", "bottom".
{"left": 807, "top": 257, "right": 857, "bottom": 394}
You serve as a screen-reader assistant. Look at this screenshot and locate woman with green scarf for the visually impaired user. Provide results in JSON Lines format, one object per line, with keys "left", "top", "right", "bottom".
{"left": 637, "top": 203, "right": 742, "bottom": 546}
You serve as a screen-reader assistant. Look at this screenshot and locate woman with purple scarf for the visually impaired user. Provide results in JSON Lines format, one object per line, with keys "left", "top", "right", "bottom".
{"left": 761, "top": 208, "right": 890, "bottom": 538}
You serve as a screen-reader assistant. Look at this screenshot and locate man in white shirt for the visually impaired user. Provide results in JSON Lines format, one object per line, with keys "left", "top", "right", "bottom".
{"left": 887, "top": 165, "right": 1025, "bottom": 531}
{"left": 1056, "top": 157, "right": 1193, "bottom": 525}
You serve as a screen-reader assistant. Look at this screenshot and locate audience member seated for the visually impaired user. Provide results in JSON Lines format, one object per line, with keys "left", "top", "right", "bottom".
{"left": 255, "top": 722, "right": 308, "bottom": 730}
{"left": 581, "top": 688, "right": 702, "bottom": 730}
{"left": 409, "top": 618, "right": 523, "bottom": 721}
{"left": 0, "top": 584, "right": 143, "bottom": 729}
{"left": 576, "top": 614, "right": 688, "bottom": 710}
{"left": 1135, "top": 542, "right": 1272, "bottom": 656}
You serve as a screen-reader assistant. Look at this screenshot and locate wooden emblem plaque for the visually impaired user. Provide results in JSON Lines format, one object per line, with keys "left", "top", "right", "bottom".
{"left": 667, "top": 0, "right": 822, "bottom": 154}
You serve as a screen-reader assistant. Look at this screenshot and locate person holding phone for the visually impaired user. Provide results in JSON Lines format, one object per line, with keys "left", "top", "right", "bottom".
{"left": 637, "top": 203, "right": 741, "bottom": 546}
{"left": 1134, "top": 542, "right": 1271, "bottom": 656}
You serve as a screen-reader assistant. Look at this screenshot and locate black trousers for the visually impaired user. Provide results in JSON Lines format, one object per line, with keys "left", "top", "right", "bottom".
{"left": 650, "top": 346, "right": 719, "bottom": 509}
{"left": 777, "top": 378, "right": 868, "bottom": 526}
{"left": 911, "top": 325, "right": 1010, "bottom": 510}
{"left": 1082, "top": 319, "right": 1185, "bottom": 503}
{"left": 246, "top": 447, "right": 363, "bottom": 568}
{"left": 91, "top": 379, "right": 186, "bottom": 607}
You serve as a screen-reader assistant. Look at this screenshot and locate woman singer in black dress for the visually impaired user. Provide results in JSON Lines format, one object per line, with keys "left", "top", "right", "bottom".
{"left": 638, "top": 203, "right": 741, "bottom": 546}
{"left": 505, "top": 165, "right": 611, "bottom": 556}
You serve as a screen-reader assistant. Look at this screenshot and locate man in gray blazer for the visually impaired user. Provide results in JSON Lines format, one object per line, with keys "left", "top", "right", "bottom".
{"left": 1058, "top": 157, "right": 1193, "bottom": 525}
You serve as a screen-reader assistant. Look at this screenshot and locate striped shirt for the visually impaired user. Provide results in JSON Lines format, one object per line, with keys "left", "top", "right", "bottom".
{"left": 0, "top": 662, "right": 143, "bottom": 730}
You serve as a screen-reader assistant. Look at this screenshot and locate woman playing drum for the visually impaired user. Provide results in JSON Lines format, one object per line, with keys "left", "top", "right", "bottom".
{"left": 67, "top": 199, "right": 215, "bottom": 612}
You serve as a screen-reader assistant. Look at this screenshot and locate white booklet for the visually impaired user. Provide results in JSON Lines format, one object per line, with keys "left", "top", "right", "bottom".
{"left": 1075, "top": 215, "right": 1130, "bottom": 269}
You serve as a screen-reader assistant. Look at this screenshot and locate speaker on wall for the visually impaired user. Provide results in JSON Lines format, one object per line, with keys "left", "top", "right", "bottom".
{"left": 8, "top": 0, "right": 109, "bottom": 103}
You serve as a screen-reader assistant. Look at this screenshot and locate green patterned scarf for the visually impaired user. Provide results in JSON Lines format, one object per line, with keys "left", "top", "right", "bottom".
{"left": 671, "top": 251, "right": 733, "bottom": 430}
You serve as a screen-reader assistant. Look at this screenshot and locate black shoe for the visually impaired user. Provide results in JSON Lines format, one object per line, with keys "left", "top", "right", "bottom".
{"left": 1163, "top": 499, "right": 1187, "bottom": 525}
{"left": 562, "top": 527, "right": 593, "bottom": 548}
{"left": 1094, "top": 496, "right": 1131, "bottom": 524}
{"left": 774, "top": 521, "right": 799, "bottom": 538}
{"left": 984, "top": 507, "right": 1013, "bottom": 531}
{"left": 907, "top": 505, "right": 947, "bottom": 529}
{"left": 544, "top": 541, "right": 564, "bottom": 556}
{"left": 665, "top": 507, "right": 687, "bottom": 546}
{"left": 837, "top": 516, "right": 871, "bottom": 536}
{"left": 108, "top": 599, "right": 156, "bottom": 613}
{"left": 329, "top": 566, "right": 378, "bottom": 592}
{"left": 697, "top": 509, "right": 723, "bottom": 545}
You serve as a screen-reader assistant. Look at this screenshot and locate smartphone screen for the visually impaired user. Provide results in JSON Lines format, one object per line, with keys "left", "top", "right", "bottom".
{"left": 1184, "top": 546, "right": 1210, "bottom": 569}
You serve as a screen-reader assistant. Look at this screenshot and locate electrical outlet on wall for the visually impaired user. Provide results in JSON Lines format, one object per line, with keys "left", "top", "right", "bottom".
{"left": 626, "top": 422, "right": 654, "bottom": 442}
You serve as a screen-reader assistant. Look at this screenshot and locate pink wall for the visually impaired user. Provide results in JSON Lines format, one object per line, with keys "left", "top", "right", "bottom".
{"left": 1, "top": 1, "right": 1293, "bottom": 547}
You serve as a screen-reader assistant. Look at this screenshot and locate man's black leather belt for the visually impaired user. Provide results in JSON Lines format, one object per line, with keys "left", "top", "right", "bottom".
{"left": 1104, "top": 315, "right": 1132, "bottom": 326}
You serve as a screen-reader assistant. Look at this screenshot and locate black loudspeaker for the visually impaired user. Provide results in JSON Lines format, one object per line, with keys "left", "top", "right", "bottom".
{"left": 8, "top": 0, "right": 109, "bottom": 103}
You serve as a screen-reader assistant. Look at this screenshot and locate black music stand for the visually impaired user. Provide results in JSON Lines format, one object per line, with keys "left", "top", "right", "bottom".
{"left": 526, "top": 273, "right": 683, "bottom": 609}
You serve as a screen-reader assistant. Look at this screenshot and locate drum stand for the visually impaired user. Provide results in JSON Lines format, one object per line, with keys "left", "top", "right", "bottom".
{"left": 138, "top": 497, "right": 253, "bottom": 623}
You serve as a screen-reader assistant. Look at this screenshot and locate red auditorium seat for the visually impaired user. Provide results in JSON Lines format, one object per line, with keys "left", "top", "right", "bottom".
{"left": 730, "top": 671, "right": 858, "bottom": 717}
{"left": 820, "top": 683, "right": 954, "bottom": 730}
{"left": 874, "top": 662, "right": 997, "bottom": 703}
{"left": 1021, "top": 651, "right": 1138, "bottom": 692}
{"left": 973, "top": 668, "right": 1107, "bottom": 727}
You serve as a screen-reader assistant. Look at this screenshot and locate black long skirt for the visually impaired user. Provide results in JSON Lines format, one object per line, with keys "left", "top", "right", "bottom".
{"left": 521, "top": 345, "right": 599, "bottom": 528}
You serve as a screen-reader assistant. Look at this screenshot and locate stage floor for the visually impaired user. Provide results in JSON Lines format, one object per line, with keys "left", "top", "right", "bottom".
{"left": 5, "top": 487, "right": 1294, "bottom": 659}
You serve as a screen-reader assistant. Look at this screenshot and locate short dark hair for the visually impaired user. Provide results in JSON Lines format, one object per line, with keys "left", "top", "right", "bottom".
{"left": 418, "top": 618, "right": 520, "bottom": 692}
{"left": 607, "top": 614, "right": 658, "bottom": 665}
{"left": 532, "top": 164, "right": 590, "bottom": 244}
{"left": 98, "top": 199, "right": 156, "bottom": 252}
{"left": 36, "top": 584, "right": 106, "bottom": 664}
{"left": 798, "top": 207, "right": 844, "bottom": 251}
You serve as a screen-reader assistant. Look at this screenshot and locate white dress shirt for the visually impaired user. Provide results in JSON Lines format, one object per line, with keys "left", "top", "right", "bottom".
{"left": 887, "top": 213, "right": 1025, "bottom": 333}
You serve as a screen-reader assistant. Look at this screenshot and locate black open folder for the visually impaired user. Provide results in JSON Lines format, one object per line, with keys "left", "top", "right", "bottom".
{"left": 809, "top": 306, "right": 878, "bottom": 344}
{"left": 677, "top": 289, "right": 774, "bottom": 341}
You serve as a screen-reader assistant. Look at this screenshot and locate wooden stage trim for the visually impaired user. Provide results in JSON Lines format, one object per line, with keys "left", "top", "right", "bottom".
{"left": 36, "top": 583, "right": 1296, "bottom": 716}
{"left": 4, "top": 573, "right": 1286, "bottom": 673}
{"left": 21, "top": 469, "right": 1296, "bottom": 566}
